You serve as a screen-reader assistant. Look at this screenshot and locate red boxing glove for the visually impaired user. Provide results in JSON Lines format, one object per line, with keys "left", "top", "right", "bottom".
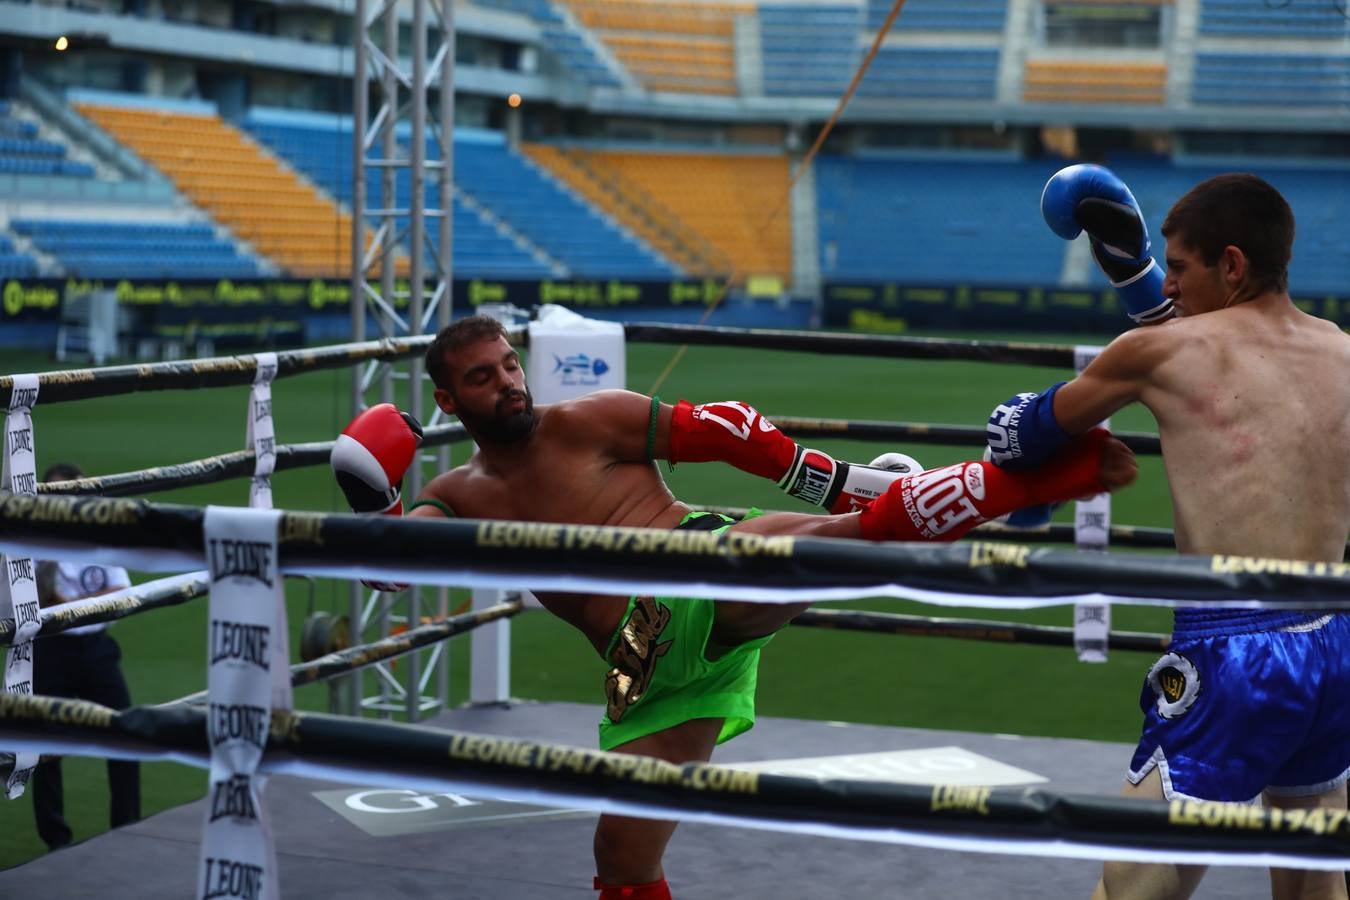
{"left": 332, "top": 403, "right": 423, "bottom": 515}
{"left": 331, "top": 404, "right": 423, "bottom": 593}
{"left": 668, "top": 400, "right": 917, "bottom": 513}
{"left": 668, "top": 400, "right": 797, "bottom": 480}
{"left": 859, "top": 430, "right": 1110, "bottom": 542}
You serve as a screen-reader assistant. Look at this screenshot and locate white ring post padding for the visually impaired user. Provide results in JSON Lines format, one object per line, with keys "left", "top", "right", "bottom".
{"left": 2, "top": 373, "right": 40, "bottom": 798}
{"left": 1071, "top": 346, "right": 1112, "bottom": 662}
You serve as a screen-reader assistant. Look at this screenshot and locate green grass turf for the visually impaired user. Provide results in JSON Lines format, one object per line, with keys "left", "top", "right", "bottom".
{"left": 0, "top": 330, "right": 1175, "bottom": 868}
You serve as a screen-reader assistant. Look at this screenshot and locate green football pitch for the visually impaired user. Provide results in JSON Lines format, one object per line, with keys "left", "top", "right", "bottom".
{"left": 0, "top": 329, "right": 1175, "bottom": 868}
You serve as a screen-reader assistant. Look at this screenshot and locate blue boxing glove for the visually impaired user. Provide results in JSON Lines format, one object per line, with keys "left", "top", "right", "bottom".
{"left": 1041, "top": 164, "right": 1173, "bottom": 325}
{"left": 986, "top": 384, "right": 1071, "bottom": 527}
{"left": 986, "top": 383, "right": 1069, "bottom": 470}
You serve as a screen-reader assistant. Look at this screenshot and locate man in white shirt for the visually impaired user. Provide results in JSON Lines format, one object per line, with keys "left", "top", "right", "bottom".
{"left": 31, "top": 462, "right": 140, "bottom": 851}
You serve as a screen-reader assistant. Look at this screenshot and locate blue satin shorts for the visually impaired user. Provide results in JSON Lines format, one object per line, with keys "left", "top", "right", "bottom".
{"left": 1127, "top": 612, "right": 1350, "bottom": 802}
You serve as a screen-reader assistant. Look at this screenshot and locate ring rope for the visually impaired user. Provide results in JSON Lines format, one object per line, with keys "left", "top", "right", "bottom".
{"left": 0, "top": 335, "right": 433, "bottom": 406}
{"left": 1, "top": 692, "right": 1347, "bottom": 870}
{"left": 36, "top": 423, "right": 470, "bottom": 497}
{"left": 627, "top": 323, "right": 1083, "bottom": 368}
{"left": 703, "top": 506, "right": 1180, "bottom": 550}
{"left": 33, "top": 417, "right": 1157, "bottom": 500}
{"left": 3, "top": 493, "right": 1348, "bottom": 610}
{"left": 791, "top": 608, "right": 1170, "bottom": 653}
{"left": 163, "top": 597, "right": 524, "bottom": 706}
{"left": 0, "top": 571, "right": 209, "bottom": 645}
{"left": 773, "top": 416, "right": 1161, "bottom": 454}
{"left": 3, "top": 323, "right": 1094, "bottom": 407}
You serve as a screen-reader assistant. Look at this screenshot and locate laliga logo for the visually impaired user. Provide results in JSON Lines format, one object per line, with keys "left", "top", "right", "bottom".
{"left": 552, "top": 353, "right": 610, "bottom": 387}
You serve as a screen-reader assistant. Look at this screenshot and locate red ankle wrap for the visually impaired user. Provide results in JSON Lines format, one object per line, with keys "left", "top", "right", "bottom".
{"left": 593, "top": 876, "right": 673, "bottom": 899}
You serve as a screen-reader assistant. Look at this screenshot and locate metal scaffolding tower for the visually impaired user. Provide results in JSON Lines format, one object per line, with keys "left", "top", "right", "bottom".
{"left": 348, "top": 0, "right": 455, "bottom": 720}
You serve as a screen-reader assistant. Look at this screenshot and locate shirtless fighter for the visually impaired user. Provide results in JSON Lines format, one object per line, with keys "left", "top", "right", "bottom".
{"left": 998, "top": 166, "right": 1350, "bottom": 900}
{"left": 333, "top": 314, "right": 1138, "bottom": 899}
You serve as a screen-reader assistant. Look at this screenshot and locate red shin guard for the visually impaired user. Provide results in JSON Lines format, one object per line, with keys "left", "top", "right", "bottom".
{"left": 594, "top": 876, "right": 673, "bottom": 899}
{"left": 858, "top": 430, "right": 1109, "bottom": 542}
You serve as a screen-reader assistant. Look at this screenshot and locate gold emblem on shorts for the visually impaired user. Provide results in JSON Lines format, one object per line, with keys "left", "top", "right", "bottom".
{"left": 605, "top": 596, "right": 673, "bottom": 723}
{"left": 1148, "top": 651, "right": 1200, "bottom": 719}
{"left": 1159, "top": 669, "right": 1186, "bottom": 704}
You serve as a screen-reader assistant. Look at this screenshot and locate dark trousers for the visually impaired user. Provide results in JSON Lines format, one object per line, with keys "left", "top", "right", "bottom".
{"left": 30, "top": 631, "right": 140, "bottom": 850}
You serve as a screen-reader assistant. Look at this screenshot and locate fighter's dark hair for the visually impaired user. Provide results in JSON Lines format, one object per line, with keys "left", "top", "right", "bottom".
{"left": 425, "top": 315, "right": 510, "bottom": 391}
{"left": 1161, "top": 173, "right": 1294, "bottom": 293}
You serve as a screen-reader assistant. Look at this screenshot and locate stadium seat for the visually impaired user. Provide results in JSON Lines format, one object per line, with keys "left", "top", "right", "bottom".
{"left": 564, "top": 148, "right": 791, "bottom": 282}
{"left": 77, "top": 103, "right": 376, "bottom": 278}
{"left": 10, "top": 218, "right": 260, "bottom": 279}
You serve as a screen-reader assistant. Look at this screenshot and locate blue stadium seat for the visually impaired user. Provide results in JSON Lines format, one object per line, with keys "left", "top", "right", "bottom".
{"left": 10, "top": 219, "right": 263, "bottom": 279}
{"left": 1100, "top": 160, "right": 1350, "bottom": 296}
{"left": 856, "top": 47, "right": 1001, "bottom": 100}
{"left": 1199, "top": 0, "right": 1350, "bottom": 37}
{"left": 0, "top": 103, "right": 94, "bottom": 178}
{"left": 1193, "top": 54, "right": 1350, "bottom": 107}
{"left": 867, "top": 0, "right": 1007, "bottom": 32}
{"left": 760, "top": 5, "right": 863, "bottom": 97}
{"left": 815, "top": 156, "right": 1066, "bottom": 284}
{"left": 0, "top": 233, "right": 38, "bottom": 279}
{"left": 818, "top": 156, "right": 1350, "bottom": 295}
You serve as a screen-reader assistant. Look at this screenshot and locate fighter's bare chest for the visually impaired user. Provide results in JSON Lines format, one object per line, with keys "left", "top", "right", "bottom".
{"left": 451, "top": 455, "right": 652, "bottom": 525}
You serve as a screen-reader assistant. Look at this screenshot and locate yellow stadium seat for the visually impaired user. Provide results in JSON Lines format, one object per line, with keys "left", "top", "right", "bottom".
{"left": 1023, "top": 61, "right": 1167, "bottom": 105}
{"left": 75, "top": 102, "right": 406, "bottom": 278}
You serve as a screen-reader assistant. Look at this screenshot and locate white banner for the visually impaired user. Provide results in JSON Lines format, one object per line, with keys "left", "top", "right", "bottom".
{"left": 199, "top": 506, "right": 289, "bottom": 900}
{"left": 246, "top": 354, "right": 277, "bottom": 511}
{"left": 243, "top": 354, "right": 290, "bottom": 715}
{"left": 2, "top": 374, "right": 40, "bottom": 798}
{"left": 1072, "top": 347, "right": 1111, "bottom": 663}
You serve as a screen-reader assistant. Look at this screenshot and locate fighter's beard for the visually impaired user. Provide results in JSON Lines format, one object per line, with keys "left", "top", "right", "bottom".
{"left": 458, "top": 390, "right": 537, "bottom": 444}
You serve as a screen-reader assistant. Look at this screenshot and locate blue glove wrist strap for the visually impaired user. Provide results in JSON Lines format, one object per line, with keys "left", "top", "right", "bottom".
{"left": 990, "top": 382, "right": 1068, "bottom": 469}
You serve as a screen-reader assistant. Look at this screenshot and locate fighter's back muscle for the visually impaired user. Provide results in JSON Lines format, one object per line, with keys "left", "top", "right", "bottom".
{"left": 1144, "top": 306, "right": 1350, "bottom": 560}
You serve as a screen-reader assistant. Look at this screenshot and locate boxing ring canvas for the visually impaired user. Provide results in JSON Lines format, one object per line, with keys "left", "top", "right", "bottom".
{"left": 0, "top": 702, "right": 1270, "bottom": 899}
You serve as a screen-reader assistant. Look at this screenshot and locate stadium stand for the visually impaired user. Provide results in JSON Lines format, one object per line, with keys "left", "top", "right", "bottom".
{"left": 560, "top": 0, "right": 749, "bottom": 95}
{"left": 10, "top": 219, "right": 260, "bottom": 279}
{"left": 470, "top": 0, "right": 627, "bottom": 89}
{"left": 856, "top": 48, "right": 1001, "bottom": 100}
{"left": 1, "top": 0, "right": 1346, "bottom": 300}
{"left": 522, "top": 142, "right": 730, "bottom": 276}
{"left": 814, "top": 155, "right": 1067, "bottom": 284}
{"left": 243, "top": 109, "right": 551, "bottom": 280}
{"left": 565, "top": 148, "right": 791, "bottom": 282}
{"left": 1023, "top": 61, "right": 1167, "bottom": 105}
{"left": 1198, "top": 0, "right": 1350, "bottom": 37}
{"left": 1098, "top": 159, "right": 1350, "bottom": 297}
{"left": 75, "top": 101, "right": 360, "bottom": 278}
{"left": 0, "top": 99, "right": 94, "bottom": 178}
{"left": 868, "top": 0, "right": 1007, "bottom": 32}
{"left": 759, "top": 4, "right": 862, "bottom": 97}
{"left": 1192, "top": 54, "right": 1350, "bottom": 108}
{"left": 0, "top": 233, "right": 39, "bottom": 279}
{"left": 244, "top": 111, "right": 668, "bottom": 279}
{"left": 817, "top": 153, "right": 1350, "bottom": 294}
{"left": 455, "top": 133, "right": 676, "bottom": 278}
